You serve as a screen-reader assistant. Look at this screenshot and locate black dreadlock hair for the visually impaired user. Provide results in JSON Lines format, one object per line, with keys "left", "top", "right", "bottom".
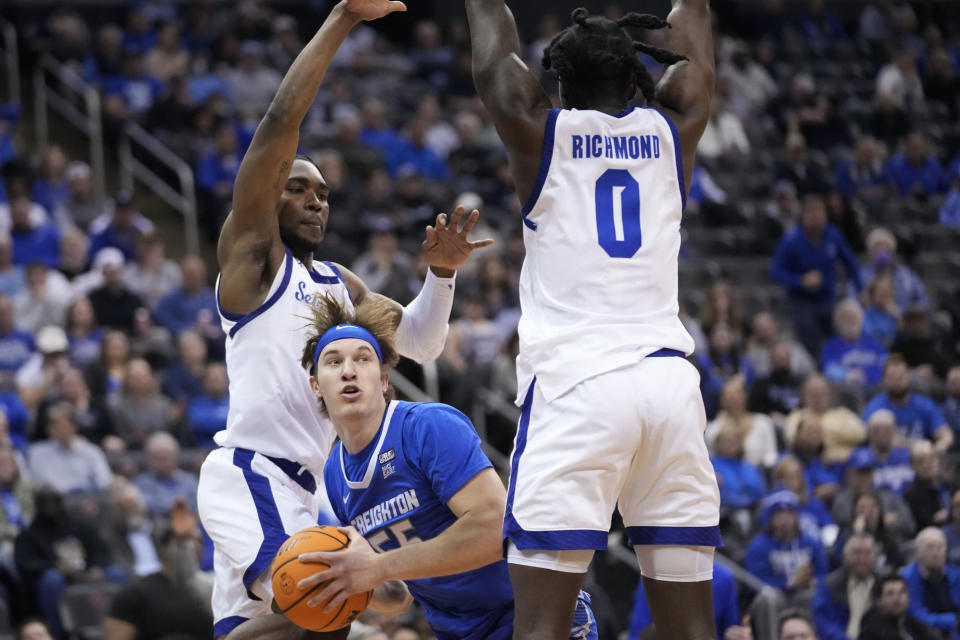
{"left": 542, "top": 8, "right": 688, "bottom": 109}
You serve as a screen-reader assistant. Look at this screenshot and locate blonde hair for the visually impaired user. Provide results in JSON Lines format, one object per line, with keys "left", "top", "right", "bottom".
{"left": 299, "top": 294, "right": 400, "bottom": 373}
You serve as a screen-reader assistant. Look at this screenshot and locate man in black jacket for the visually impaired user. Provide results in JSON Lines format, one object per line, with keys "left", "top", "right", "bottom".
{"left": 858, "top": 575, "right": 939, "bottom": 640}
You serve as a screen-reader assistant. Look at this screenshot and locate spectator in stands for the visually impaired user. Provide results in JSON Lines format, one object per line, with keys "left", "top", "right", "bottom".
{"left": 27, "top": 403, "right": 112, "bottom": 495}
{"left": 746, "top": 492, "right": 828, "bottom": 634}
{"left": 162, "top": 330, "right": 207, "bottom": 421}
{"left": 386, "top": 118, "right": 450, "bottom": 182}
{"left": 153, "top": 255, "right": 217, "bottom": 338}
{"left": 790, "top": 415, "right": 843, "bottom": 502}
{"left": 88, "top": 248, "right": 145, "bottom": 333}
{"left": 53, "top": 162, "right": 111, "bottom": 232}
{"left": 775, "top": 131, "right": 831, "bottom": 196}
{"left": 0, "top": 162, "right": 48, "bottom": 233}
{"left": 13, "top": 264, "right": 69, "bottom": 333}
{"left": 758, "top": 180, "right": 802, "bottom": 245}
{"left": 832, "top": 491, "right": 905, "bottom": 573}
{"left": 129, "top": 306, "right": 177, "bottom": 369}
{"left": 719, "top": 41, "right": 777, "bottom": 119}
{"left": 834, "top": 136, "right": 886, "bottom": 201}
{"left": 37, "top": 366, "right": 116, "bottom": 448}
{"left": 15, "top": 618, "right": 53, "bottom": 640}
{"left": 351, "top": 224, "right": 419, "bottom": 304}
{"left": 812, "top": 533, "right": 878, "bottom": 640}
{"left": 902, "top": 441, "right": 956, "bottom": 531}
{"left": 9, "top": 196, "right": 60, "bottom": 270}
{"left": 0, "top": 231, "right": 25, "bottom": 297}
{"left": 778, "top": 608, "right": 819, "bottom": 640}
{"left": 711, "top": 427, "right": 767, "bottom": 510}
{"left": 821, "top": 298, "right": 888, "bottom": 395}
{"left": 923, "top": 47, "right": 960, "bottom": 120}
{"left": 700, "top": 281, "right": 743, "bottom": 337}
{"left": 87, "top": 191, "right": 154, "bottom": 262}
{"left": 901, "top": 527, "right": 960, "bottom": 638}
{"left": 196, "top": 124, "right": 241, "bottom": 235}
{"left": 944, "top": 490, "right": 960, "bottom": 566}
{"left": 102, "top": 500, "right": 213, "bottom": 640}
{"left": 859, "top": 228, "right": 929, "bottom": 311}
{"left": 824, "top": 190, "right": 866, "bottom": 256}
{"left": 863, "top": 355, "right": 952, "bottom": 452}
{"left": 884, "top": 131, "right": 944, "bottom": 198}
{"left": 123, "top": 234, "right": 181, "bottom": 309}
{"left": 30, "top": 146, "right": 70, "bottom": 218}
{"left": 16, "top": 325, "right": 71, "bottom": 409}
{"left": 0, "top": 446, "right": 35, "bottom": 558}
{"left": 226, "top": 40, "right": 282, "bottom": 120}
{"left": 749, "top": 342, "right": 805, "bottom": 418}
{"left": 0, "top": 107, "right": 18, "bottom": 171}
{"left": 186, "top": 363, "right": 228, "bottom": 449}
{"left": 134, "top": 432, "right": 198, "bottom": 517}
{"left": 14, "top": 487, "right": 119, "bottom": 639}
{"left": 862, "top": 275, "right": 899, "bottom": 348}
{"left": 266, "top": 14, "right": 302, "bottom": 71}
{"left": 103, "top": 46, "right": 164, "bottom": 120}
{"left": 699, "top": 324, "right": 754, "bottom": 419}
{"left": 746, "top": 311, "right": 816, "bottom": 380}
{"left": 629, "top": 561, "right": 744, "bottom": 640}
{"left": 773, "top": 455, "right": 836, "bottom": 545}
{"left": 0, "top": 293, "right": 34, "bottom": 383}
{"left": 832, "top": 448, "right": 916, "bottom": 542}
{"left": 698, "top": 81, "right": 750, "bottom": 161}
{"left": 771, "top": 193, "right": 863, "bottom": 358}
{"left": 706, "top": 377, "right": 778, "bottom": 469}
{"left": 109, "top": 358, "right": 173, "bottom": 449}
{"left": 870, "top": 92, "right": 910, "bottom": 150}
{"left": 890, "top": 306, "right": 952, "bottom": 385}
{"left": 852, "top": 410, "right": 914, "bottom": 496}
{"left": 876, "top": 49, "right": 925, "bottom": 111}
{"left": 858, "top": 574, "right": 939, "bottom": 640}
{"left": 943, "top": 366, "right": 960, "bottom": 442}
{"left": 58, "top": 227, "right": 91, "bottom": 281}
{"left": 941, "top": 162, "right": 960, "bottom": 227}
{"left": 143, "top": 22, "right": 189, "bottom": 83}
{"left": 64, "top": 297, "right": 102, "bottom": 371}
{"left": 86, "top": 329, "right": 131, "bottom": 402}
{"left": 103, "top": 479, "right": 161, "bottom": 579}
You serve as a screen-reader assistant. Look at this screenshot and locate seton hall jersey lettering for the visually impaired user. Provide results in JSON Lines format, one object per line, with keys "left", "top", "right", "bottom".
{"left": 516, "top": 107, "right": 695, "bottom": 404}
{"left": 214, "top": 248, "right": 351, "bottom": 472}
{"left": 324, "top": 401, "right": 514, "bottom": 640}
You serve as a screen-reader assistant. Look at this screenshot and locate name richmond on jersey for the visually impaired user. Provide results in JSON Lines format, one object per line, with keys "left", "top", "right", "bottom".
{"left": 570, "top": 133, "right": 661, "bottom": 161}
{"left": 351, "top": 489, "right": 420, "bottom": 535}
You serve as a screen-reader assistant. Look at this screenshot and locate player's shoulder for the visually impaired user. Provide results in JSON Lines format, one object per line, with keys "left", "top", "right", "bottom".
{"left": 402, "top": 401, "right": 473, "bottom": 429}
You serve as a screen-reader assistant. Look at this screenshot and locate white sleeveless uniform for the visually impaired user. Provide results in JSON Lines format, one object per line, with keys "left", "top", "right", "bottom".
{"left": 504, "top": 107, "right": 720, "bottom": 554}
{"left": 198, "top": 247, "right": 353, "bottom": 635}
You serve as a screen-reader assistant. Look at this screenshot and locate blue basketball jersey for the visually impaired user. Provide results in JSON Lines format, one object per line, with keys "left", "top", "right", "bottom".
{"left": 324, "top": 401, "right": 514, "bottom": 640}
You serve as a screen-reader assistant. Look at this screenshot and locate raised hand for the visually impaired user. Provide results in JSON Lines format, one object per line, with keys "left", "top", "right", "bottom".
{"left": 342, "top": 0, "right": 407, "bottom": 22}
{"left": 422, "top": 206, "right": 495, "bottom": 277}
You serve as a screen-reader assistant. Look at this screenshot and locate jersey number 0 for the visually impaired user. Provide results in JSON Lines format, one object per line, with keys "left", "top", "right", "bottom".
{"left": 595, "top": 169, "right": 642, "bottom": 259}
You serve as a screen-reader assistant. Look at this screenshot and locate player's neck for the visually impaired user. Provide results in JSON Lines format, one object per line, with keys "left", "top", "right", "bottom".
{"left": 334, "top": 402, "right": 388, "bottom": 455}
{"left": 293, "top": 250, "right": 315, "bottom": 266}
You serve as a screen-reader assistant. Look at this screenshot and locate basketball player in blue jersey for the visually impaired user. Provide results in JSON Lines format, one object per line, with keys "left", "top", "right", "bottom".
{"left": 291, "top": 294, "right": 597, "bottom": 640}
{"left": 198, "top": 1, "right": 493, "bottom": 638}
{"left": 466, "top": 2, "right": 720, "bottom": 639}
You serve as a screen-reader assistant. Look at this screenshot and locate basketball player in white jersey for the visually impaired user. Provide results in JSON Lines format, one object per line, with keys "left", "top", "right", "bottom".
{"left": 466, "top": 3, "right": 719, "bottom": 639}
{"left": 197, "top": 2, "right": 493, "bottom": 638}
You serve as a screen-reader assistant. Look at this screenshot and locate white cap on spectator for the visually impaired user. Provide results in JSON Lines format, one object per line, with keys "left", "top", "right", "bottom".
{"left": 93, "top": 247, "right": 125, "bottom": 272}
{"left": 66, "top": 161, "right": 92, "bottom": 182}
{"left": 866, "top": 227, "right": 896, "bottom": 254}
{"left": 36, "top": 326, "right": 69, "bottom": 354}
{"left": 456, "top": 192, "right": 483, "bottom": 212}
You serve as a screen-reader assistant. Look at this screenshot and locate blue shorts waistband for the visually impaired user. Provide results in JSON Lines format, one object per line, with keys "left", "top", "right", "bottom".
{"left": 648, "top": 348, "right": 686, "bottom": 358}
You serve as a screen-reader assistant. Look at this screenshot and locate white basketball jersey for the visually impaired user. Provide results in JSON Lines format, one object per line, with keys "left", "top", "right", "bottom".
{"left": 215, "top": 248, "right": 352, "bottom": 472}
{"left": 515, "top": 107, "right": 694, "bottom": 405}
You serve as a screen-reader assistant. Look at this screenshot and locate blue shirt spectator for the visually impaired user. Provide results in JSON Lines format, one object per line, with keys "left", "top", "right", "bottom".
{"left": 822, "top": 334, "right": 888, "bottom": 389}
{"left": 134, "top": 432, "right": 199, "bottom": 516}
{"left": 864, "top": 393, "right": 947, "bottom": 442}
{"left": 901, "top": 549, "right": 960, "bottom": 638}
{"left": 196, "top": 126, "right": 241, "bottom": 202}
{"left": 854, "top": 444, "right": 914, "bottom": 496}
{"left": 860, "top": 228, "right": 930, "bottom": 311}
{"left": 629, "top": 561, "right": 740, "bottom": 640}
{"left": 87, "top": 192, "right": 153, "bottom": 262}
{"left": 187, "top": 363, "right": 228, "bottom": 449}
{"left": 11, "top": 222, "right": 60, "bottom": 270}
{"left": 812, "top": 534, "right": 879, "bottom": 640}
{"left": 943, "top": 367, "right": 960, "bottom": 439}
{"left": 153, "top": 256, "right": 217, "bottom": 336}
{"left": 883, "top": 132, "right": 945, "bottom": 197}
{"left": 863, "top": 305, "right": 898, "bottom": 347}
{"left": 745, "top": 492, "right": 829, "bottom": 590}
{"left": 386, "top": 120, "right": 449, "bottom": 181}
{"left": 0, "top": 293, "right": 34, "bottom": 373}
{"left": 711, "top": 429, "right": 767, "bottom": 509}
{"left": 0, "top": 391, "right": 29, "bottom": 449}
{"left": 771, "top": 197, "right": 863, "bottom": 305}
{"left": 102, "top": 52, "right": 164, "bottom": 117}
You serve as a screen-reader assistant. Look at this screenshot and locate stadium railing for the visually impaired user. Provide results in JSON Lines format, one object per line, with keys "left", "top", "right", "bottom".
{"left": 0, "top": 16, "right": 20, "bottom": 106}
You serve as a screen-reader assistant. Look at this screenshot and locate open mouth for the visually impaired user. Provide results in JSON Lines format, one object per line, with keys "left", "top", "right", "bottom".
{"left": 340, "top": 384, "right": 361, "bottom": 399}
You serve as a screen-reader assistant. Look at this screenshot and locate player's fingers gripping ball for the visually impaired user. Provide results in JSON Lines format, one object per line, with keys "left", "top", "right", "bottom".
{"left": 271, "top": 526, "right": 373, "bottom": 631}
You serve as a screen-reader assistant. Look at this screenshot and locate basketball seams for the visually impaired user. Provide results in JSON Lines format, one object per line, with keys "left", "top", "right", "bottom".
{"left": 315, "top": 597, "right": 350, "bottom": 632}
{"left": 281, "top": 578, "right": 330, "bottom": 615}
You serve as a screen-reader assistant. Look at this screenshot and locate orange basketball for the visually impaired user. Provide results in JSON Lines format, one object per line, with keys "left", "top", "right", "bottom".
{"left": 271, "top": 526, "right": 373, "bottom": 632}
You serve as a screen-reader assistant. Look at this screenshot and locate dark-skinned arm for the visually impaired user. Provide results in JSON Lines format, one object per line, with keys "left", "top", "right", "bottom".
{"left": 650, "top": 0, "right": 714, "bottom": 194}
{"left": 465, "top": 0, "right": 553, "bottom": 203}
{"left": 217, "top": 0, "right": 406, "bottom": 316}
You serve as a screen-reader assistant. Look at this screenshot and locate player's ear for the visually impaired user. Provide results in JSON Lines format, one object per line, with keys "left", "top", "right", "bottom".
{"left": 309, "top": 375, "right": 323, "bottom": 400}
{"left": 380, "top": 368, "right": 390, "bottom": 393}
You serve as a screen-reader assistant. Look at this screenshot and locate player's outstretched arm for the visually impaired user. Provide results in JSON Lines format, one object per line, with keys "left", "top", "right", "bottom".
{"left": 465, "top": 0, "right": 553, "bottom": 203}
{"left": 334, "top": 206, "right": 494, "bottom": 363}
{"left": 297, "top": 468, "right": 506, "bottom": 610}
{"left": 218, "top": 0, "right": 406, "bottom": 315}
{"left": 650, "top": 0, "right": 714, "bottom": 192}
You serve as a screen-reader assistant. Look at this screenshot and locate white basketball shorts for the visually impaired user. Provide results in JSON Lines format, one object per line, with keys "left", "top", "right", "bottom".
{"left": 503, "top": 352, "right": 721, "bottom": 553}
{"left": 198, "top": 447, "right": 337, "bottom": 637}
